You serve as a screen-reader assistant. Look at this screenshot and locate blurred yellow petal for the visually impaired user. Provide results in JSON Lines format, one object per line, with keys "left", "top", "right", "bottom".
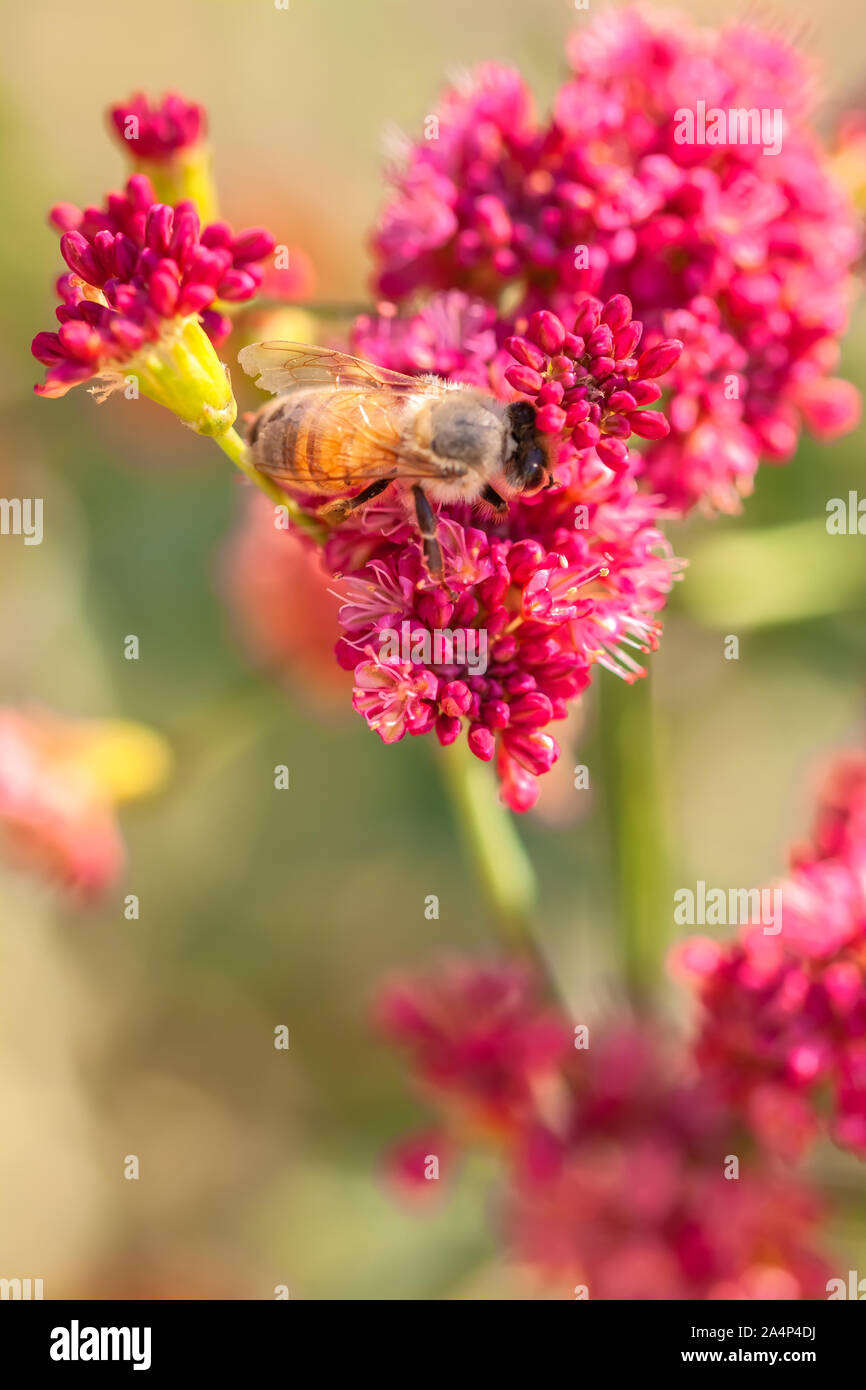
{"left": 239, "top": 305, "right": 318, "bottom": 347}
{"left": 71, "top": 719, "right": 173, "bottom": 804}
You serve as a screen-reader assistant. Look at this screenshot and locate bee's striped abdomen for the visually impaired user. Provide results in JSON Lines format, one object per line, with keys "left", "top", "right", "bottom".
{"left": 248, "top": 386, "right": 404, "bottom": 495}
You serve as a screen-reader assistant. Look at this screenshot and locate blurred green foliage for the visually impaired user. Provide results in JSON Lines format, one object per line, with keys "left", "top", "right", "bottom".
{"left": 1, "top": 0, "right": 864, "bottom": 1298}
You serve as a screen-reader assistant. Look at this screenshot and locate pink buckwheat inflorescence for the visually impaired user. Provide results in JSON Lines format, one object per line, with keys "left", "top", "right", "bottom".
{"left": 109, "top": 92, "right": 207, "bottom": 161}
{"left": 330, "top": 489, "right": 677, "bottom": 813}
{"left": 32, "top": 174, "right": 274, "bottom": 400}
{"left": 376, "top": 964, "right": 832, "bottom": 1299}
{"left": 505, "top": 1028, "right": 831, "bottom": 1300}
{"left": 352, "top": 290, "right": 500, "bottom": 388}
{"left": 675, "top": 752, "right": 866, "bottom": 1161}
{"left": 326, "top": 289, "right": 682, "bottom": 812}
{"left": 503, "top": 297, "right": 682, "bottom": 472}
{"left": 376, "top": 958, "right": 570, "bottom": 1138}
{"left": 371, "top": 10, "right": 861, "bottom": 512}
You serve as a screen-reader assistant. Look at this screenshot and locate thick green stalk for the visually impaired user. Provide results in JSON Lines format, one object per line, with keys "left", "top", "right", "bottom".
{"left": 134, "top": 147, "right": 219, "bottom": 224}
{"left": 436, "top": 739, "right": 537, "bottom": 948}
{"left": 212, "top": 426, "right": 328, "bottom": 543}
{"left": 598, "top": 669, "right": 673, "bottom": 1009}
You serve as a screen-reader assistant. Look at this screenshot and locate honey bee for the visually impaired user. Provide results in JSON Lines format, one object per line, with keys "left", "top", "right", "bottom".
{"left": 238, "top": 341, "right": 553, "bottom": 578}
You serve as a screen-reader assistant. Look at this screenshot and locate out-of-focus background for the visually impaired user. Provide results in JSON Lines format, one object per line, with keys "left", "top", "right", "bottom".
{"left": 1, "top": 0, "right": 864, "bottom": 1299}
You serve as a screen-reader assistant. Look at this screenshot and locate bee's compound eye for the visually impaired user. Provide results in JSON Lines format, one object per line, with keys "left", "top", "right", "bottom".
{"left": 518, "top": 446, "right": 548, "bottom": 495}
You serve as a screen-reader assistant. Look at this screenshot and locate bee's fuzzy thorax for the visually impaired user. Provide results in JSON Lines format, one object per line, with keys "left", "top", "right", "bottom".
{"left": 426, "top": 474, "right": 488, "bottom": 505}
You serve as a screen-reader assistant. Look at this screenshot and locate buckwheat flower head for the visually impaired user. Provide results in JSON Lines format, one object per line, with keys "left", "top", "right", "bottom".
{"left": 793, "top": 751, "right": 866, "bottom": 865}
{"left": 109, "top": 92, "right": 207, "bottom": 161}
{"left": 0, "top": 709, "right": 171, "bottom": 896}
{"left": 331, "top": 487, "right": 676, "bottom": 811}
{"left": 377, "top": 961, "right": 831, "bottom": 1297}
{"left": 352, "top": 290, "right": 499, "bottom": 387}
{"left": 506, "top": 1030, "right": 831, "bottom": 1300}
{"left": 329, "top": 291, "right": 681, "bottom": 812}
{"left": 108, "top": 92, "right": 216, "bottom": 220}
{"left": 375, "top": 957, "right": 569, "bottom": 1194}
{"left": 372, "top": 63, "right": 537, "bottom": 302}
{"left": 503, "top": 296, "right": 682, "bottom": 472}
{"left": 675, "top": 753, "right": 866, "bottom": 1160}
{"left": 371, "top": 8, "right": 861, "bottom": 512}
{"left": 376, "top": 958, "right": 570, "bottom": 1137}
{"left": 31, "top": 175, "right": 274, "bottom": 432}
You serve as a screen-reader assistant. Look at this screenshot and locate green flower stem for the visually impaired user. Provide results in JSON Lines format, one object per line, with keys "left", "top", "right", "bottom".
{"left": 134, "top": 147, "right": 219, "bottom": 224}
{"left": 127, "top": 317, "right": 237, "bottom": 436}
{"left": 436, "top": 739, "right": 538, "bottom": 949}
{"left": 598, "top": 668, "right": 673, "bottom": 1010}
{"left": 212, "top": 426, "right": 328, "bottom": 544}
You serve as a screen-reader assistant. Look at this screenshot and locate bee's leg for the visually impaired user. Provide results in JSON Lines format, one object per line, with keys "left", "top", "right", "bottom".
{"left": 481, "top": 483, "right": 508, "bottom": 516}
{"left": 412, "top": 485, "right": 444, "bottom": 581}
{"left": 317, "top": 478, "right": 392, "bottom": 524}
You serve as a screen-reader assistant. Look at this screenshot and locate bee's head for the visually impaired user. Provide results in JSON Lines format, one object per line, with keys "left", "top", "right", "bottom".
{"left": 503, "top": 401, "right": 551, "bottom": 496}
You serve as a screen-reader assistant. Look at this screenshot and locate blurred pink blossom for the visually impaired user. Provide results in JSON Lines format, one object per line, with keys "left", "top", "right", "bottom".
{"left": 371, "top": 9, "right": 861, "bottom": 512}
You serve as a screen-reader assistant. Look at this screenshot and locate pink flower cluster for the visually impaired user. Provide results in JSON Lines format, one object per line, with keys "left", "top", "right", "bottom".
{"left": 378, "top": 757, "right": 866, "bottom": 1292}
{"left": 335, "top": 294, "right": 681, "bottom": 811}
{"left": 376, "top": 962, "right": 831, "bottom": 1298}
{"left": 0, "top": 710, "right": 124, "bottom": 894}
{"left": 503, "top": 297, "right": 682, "bottom": 467}
{"left": 376, "top": 958, "right": 569, "bottom": 1141}
{"left": 335, "top": 290, "right": 681, "bottom": 811}
{"left": 507, "top": 1030, "right": 830, "bottom": 1300}
{"left": 331, "top": 443, "right": 678, "bottom": 813}
{"left": 677, "top": 752, "right": 866, "bottom": 1160}
{"left": 109, "top": 92, "right": 206, "bottom": 160}
{"left": 352, "top": 290, "right": 499, "bottom": 388}
{"left": 227, "top": 13, "right": 860, "bottom": 802}
{"left": 31, "top": 174, "right": 274, "bottom": 396}
{"left": 0, "top": 709, "right": 163, "bottom": 896}
{"left": 371, "top": 8, "right": 861, "bottom": 511}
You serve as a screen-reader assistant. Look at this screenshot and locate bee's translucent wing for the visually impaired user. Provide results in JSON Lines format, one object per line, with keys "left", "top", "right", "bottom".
{"left": 252, "top": 385, "right": 460, "bottom": 486}
{"left": 238, "top": 341, "right": 426, "bottom": 396}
